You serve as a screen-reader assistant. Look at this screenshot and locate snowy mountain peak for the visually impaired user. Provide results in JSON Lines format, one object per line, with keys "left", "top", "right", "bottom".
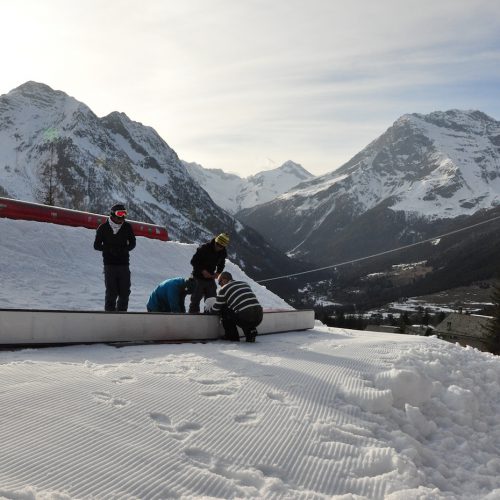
{"left": 1, "top": 81, "right": 98, "bottom": 147}
{"left": 278, "top": 160, "right": 311, "bottom": 177}
{"left": 10, "top": 81, "right": 63, "bottom": 101}
{"left": 184, "top": 160, "right": 315, "bottom": 213}
{"left": 5, "top": 81, "right": 87, "bottom": 116}
{"left": 250, "top": 160, "right": 313, "bottom": 187}
{"left": 288, "top": 108, "right": 500, "bottom": 220}
{"left": 409, "top": 109, "right": 497, "bottom": 132}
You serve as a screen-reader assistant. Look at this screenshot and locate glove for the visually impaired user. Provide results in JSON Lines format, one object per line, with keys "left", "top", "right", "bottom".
{"left": 204, "top": 297, "right": 217, "bottom": 313}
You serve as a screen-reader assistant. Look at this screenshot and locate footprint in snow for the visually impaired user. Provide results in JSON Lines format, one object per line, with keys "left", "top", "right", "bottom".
{"left": 194, "top": 376, "right": 243, "bottom": 397}
{"left": 153, "top": 364, "right": 197, "bottom": 376}
{"left": 149, "top": 412, "right": 172, "bottom": 431}
{"left": 111, "top": 375, "right": 136, "bottom": 384}
{"left": 183, "top": 447, "right": 214, "bottom": 468}
{"left": 190, "top": 377, "right": 227, "bottom": 385}
{"left": 266, "top": 391, "right": 294, "bottom": 407}
{"left": 92, "top": 391, "right": 130, "bottom": 408}
{"left": 149, "top": 412, "right": 202, "bottom": 440}
{"left": 234, "top": 410, "right": 260, "bottom": 425}
{"left": 199, "top": 388, "right": 237, "bottom": 397}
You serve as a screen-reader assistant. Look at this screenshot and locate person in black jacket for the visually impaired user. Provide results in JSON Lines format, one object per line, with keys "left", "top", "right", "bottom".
{"left": 188, "top": 232, "right": 229, "bottom": 313}
{"left": 94, "top": 203, "right": 136, "bottom": 311}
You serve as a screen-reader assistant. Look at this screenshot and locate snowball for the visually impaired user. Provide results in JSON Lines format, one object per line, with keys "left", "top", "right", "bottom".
{"left": 443, "top": 385, "right": 478, "bottom": 414}
{"left": 405, "top": 404, "right": 438, "bottom": 438}
{"left": 375, "top": 369, "right": 433, "bottom": 408}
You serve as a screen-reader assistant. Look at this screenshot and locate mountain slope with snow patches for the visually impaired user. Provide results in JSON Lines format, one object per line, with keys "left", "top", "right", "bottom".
{"left": 0, "top": 81, "right": 301, "bottom": 283}
{"left": 279, "top": 110, "right": 500, "bottom": 220}
{"left": 0, "top": 81, "right": 228, "bottom": 241}
{"left": 238, "top": 110, "right": 500, "bottom": 265}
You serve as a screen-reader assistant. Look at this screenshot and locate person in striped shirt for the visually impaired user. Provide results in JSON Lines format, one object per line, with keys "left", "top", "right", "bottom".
{"left": 207, "top": 271, "right": 263, "bottom": 342}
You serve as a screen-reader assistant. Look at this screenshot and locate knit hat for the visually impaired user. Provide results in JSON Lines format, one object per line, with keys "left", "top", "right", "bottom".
{"left": 215, "top": 232, "right": 230, "bottom": 247}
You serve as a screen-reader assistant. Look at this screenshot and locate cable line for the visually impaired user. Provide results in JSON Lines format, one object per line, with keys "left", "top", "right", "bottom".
{"left": 257, "top": 214, "right": 500, "bottom": 284}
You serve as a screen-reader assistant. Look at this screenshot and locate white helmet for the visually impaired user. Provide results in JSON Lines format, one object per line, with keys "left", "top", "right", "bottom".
{"left": 204, "top": 297, "right": 217, "bottom": 313}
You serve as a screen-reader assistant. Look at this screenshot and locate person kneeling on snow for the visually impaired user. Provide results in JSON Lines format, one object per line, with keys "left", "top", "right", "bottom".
{"left": 204, "top": 272, "right": 263, "bottom": 342}
{"left": 147, "top": 277, "right": 195, "bottom": 313}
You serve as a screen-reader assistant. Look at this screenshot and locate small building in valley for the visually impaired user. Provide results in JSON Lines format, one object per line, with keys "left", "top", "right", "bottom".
{"left": 435, "top": 312, "right": 493, "bottom": 352}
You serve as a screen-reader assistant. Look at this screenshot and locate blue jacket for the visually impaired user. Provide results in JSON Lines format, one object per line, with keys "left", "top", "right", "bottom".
{"left": 147, "top": 277, "right": 187, "bottom": 312}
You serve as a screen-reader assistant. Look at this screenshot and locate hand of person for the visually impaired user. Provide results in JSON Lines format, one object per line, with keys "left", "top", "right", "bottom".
{"left": 202, "top": 270, "right": 212, "bottom": 279}
{"left": 204, "top": 297, "right": 217, "bottom": 313}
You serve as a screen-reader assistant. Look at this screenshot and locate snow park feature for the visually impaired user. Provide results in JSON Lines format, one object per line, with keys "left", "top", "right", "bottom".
{"left": 0, "top": 196, "right": 169, "bottom": 241}
{"left": 0, "top": 308, "right": 315, "bottom": 344}
{"left": 1, "top": 217, "right": 500, "bottom": 498}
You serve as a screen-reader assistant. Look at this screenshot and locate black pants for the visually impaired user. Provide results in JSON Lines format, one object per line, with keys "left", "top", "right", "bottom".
{"left": 104, "top": 265, "right": 131, "bottom": 311}
{"left": 189, "top": 278, "right": 217, "bottom": 313}
{"left": 221, "top": 306, "right": 263, "bottom": 341}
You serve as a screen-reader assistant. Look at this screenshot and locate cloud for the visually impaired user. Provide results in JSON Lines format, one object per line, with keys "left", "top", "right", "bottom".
{"left": 1, "top": 0, "right": 500, "bottom": 175}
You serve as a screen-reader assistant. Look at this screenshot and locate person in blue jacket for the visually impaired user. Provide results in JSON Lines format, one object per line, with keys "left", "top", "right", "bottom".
{"left": 146, "top": 277, "right": 195, "bottom": 313}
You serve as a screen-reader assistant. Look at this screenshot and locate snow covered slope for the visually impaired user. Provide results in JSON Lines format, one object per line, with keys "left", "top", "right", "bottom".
{"left": 184, "top": 160, "right": 314, "bottom": 214}
{"left": 0, "top": 218, "right": 289, "bottom": 311}
{"left": 1, "top": 218, "right": 500, "bottom": 499}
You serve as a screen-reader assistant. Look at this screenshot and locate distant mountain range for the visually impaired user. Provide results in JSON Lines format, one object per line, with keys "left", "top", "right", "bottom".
{"left": 239, "top": 110, "right": 500, "bottom": 262}
{"left": 183, "top": 160, "right": 314, "bottom": 214}
{"left": 0, "top": 81, "right": 303, "bottom": 283}
{"left": 237, "top": 109, "right": 500, "bottom": 307}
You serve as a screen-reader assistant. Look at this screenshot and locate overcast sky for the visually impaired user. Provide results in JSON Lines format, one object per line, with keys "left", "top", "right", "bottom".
{"left": 2, "top": 0, "right": 500, "bottom": 177}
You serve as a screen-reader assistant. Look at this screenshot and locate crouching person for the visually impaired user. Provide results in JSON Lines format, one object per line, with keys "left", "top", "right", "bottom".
{"left": 147, "top": 277, "right": 195, "bottom": 313}
{"left": 205, "top": 271, "right": 263, "bottom": 342}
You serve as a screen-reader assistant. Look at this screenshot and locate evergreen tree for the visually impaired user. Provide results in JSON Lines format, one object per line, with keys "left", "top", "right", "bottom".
{"left": 38, "top": 128, "right": 59, "bottom": 206}
{"left": 335, "top": 310, "right": 346, "bottom": 327}
{"left": 398, "top": 312, "right": 410, "bottom": 334}
{"left": 423, "top": 308, "right": 430, "bottom": 326}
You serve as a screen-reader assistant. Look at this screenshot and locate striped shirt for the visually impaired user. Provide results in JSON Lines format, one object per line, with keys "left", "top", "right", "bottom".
{"left": 212, "top": 280, "right": 261, "bottom": 314}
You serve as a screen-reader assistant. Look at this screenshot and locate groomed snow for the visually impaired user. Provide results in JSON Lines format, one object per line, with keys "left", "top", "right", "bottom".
{"left": 1, "top": 218, "right": 500, "bottom": 499}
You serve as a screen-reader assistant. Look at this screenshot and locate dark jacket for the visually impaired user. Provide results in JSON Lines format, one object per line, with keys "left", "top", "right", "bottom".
{"left": 94, "top": 220, "right": 136, "bottom": 265}
{"left": 190, "top": 239, "right": 227, "bottom": 280}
